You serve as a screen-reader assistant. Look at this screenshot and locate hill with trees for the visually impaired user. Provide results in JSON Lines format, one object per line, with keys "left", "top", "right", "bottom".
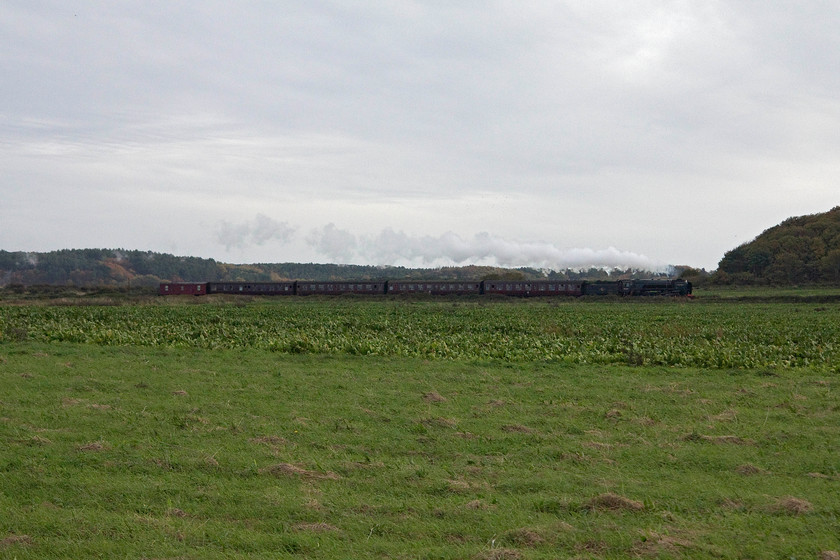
{"left": 714, "top": 206, "right": 840, "bottom": 285}
{"left": 0, "top": 248, "right": 678, "bottom": 288}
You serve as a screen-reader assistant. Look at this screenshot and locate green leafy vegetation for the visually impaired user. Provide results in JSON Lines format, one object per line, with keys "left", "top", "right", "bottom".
{"left": 2, "top": 300, "right": 839, "bottom": 370}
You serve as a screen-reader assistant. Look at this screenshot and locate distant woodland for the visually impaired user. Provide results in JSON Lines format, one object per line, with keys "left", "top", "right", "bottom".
{"left": 0, "top": 248, "right": 677, "bottom": 288}
{"left": 5, "top": 207, "right": 836, "bottom": 288}
{"left": 713, "top": 206, "right": 840, "bottom": 285}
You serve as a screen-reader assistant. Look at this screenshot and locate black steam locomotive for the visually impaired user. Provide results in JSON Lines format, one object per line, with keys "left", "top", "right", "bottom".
{"left": 159, "top": 278, "right": 692, "bottom": 297}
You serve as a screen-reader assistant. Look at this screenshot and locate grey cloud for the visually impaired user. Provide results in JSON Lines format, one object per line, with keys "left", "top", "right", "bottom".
{"left": 215, "top": 215, "right": 296, "bottom": 251}
{"left": 2, "top": 2, "right": 838, "bottom": 270}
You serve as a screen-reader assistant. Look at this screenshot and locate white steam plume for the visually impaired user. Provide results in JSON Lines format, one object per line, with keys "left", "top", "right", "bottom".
{"left": 308, "top": 225, "right": 666, "bottom": 271}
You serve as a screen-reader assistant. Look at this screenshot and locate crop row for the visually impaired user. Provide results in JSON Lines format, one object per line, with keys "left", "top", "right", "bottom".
{"left": 1, "top": 301, "right": 838, "bottom": 370}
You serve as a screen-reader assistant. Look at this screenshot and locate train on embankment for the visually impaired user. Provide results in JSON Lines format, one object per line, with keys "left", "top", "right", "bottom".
{"left": 159, "top": 278, "right": 692, "bottom": 297}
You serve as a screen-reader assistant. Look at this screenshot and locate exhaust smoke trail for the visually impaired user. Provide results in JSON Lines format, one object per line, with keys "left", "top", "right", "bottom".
{"left": 215, "top": 216, "right": 667, "bottom": 271}
{"left": 308, "top": 225, "right": 666, "bottom": 271}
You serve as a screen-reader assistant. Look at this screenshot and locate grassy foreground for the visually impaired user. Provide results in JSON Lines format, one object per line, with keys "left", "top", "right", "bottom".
{"left": 1, "top": 341, "right": 839, "bottom": 558}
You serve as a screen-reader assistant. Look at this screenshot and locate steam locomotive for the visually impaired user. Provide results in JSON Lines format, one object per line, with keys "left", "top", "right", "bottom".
{"left": 159, "top": 278, "right": 692, "bottom": 297}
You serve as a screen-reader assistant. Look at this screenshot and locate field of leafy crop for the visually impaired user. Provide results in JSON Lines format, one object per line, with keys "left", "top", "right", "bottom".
{"left": 1, "top": 299, "right": 839, "bottom": 370}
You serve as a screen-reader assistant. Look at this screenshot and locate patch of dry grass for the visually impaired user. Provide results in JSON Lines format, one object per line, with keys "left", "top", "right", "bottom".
{"left": 632, "top": 530, "right": 697, "bottom": 557}
{"left": 584, "top": 493, "right": 644, "bottom": 512}
{"left": 259, "top": 462, "right": 341, "bottom": 481}
{"left": 1, "top": 534, "right": 33, "bottom": 547}
{"left": 769, "top": 496, "right": 813, "bottom": 515}
{"left": 422, "top": 391, "right": 446, "bottom": 403}
{"left": 500, "top": 424, "right": 533, "bottom": 433}
{"left": 735, "top": 463, "right": 769, "bottom": 476}
{"left": 501, "top": 528, "right": 545, "bottom": 548}
{"left": 682, "top": 433, "right": 754, "bottom": 445}
{"left": 291, "top": 522, "right": 339, "bottom": 533}
{"left": 476, "top": 548, "right": 522, "bottom": 560}
{"left": 77, "top": 440, "right": 109, "bottom": 452}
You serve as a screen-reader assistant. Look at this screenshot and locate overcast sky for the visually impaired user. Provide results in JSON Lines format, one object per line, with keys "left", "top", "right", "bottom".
{"left": 2, "top": 1, "right": 838, "bottom": 271}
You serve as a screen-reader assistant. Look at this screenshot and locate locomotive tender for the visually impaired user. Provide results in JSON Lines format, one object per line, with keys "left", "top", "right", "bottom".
{"left": 159, "top": 278, "right": 692, "bottom": 297}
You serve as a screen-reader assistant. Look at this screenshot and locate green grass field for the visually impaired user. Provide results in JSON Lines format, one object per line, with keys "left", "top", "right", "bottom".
{"left": 1, "top": 298, "right": 839, "bottom": 558}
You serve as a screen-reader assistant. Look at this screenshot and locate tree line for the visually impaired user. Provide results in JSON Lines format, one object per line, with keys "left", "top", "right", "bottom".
{"left": 713, "top": 206, "right": 840, "bottom": 285}
{"left": 0, "top": 248, "right": 680, "bottom": 288}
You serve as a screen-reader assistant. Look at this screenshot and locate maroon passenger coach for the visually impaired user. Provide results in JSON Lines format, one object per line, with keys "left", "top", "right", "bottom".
{"left": 482, "top": 280, "right": 584, "bottom": 297}
{"left": 158, "top": 282, "right": 207, "bottom": 296}
{"left": 387, "top": 281, "right": 482, "bottom": 296}
{"left": 295, "top": 281, "right": 386, "bottom": 295}
{"left": 207, "top": 282, "right": 295, "bottom": 295}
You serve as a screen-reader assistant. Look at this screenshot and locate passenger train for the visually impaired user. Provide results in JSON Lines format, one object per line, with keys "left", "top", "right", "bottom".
{"left": 159, "top": 278, "right": 692, "bottom": 297}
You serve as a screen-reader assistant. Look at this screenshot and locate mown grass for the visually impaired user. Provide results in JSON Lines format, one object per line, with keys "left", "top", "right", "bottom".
{"left": 2, "top": 340, "right": 839, "bottom": 558}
